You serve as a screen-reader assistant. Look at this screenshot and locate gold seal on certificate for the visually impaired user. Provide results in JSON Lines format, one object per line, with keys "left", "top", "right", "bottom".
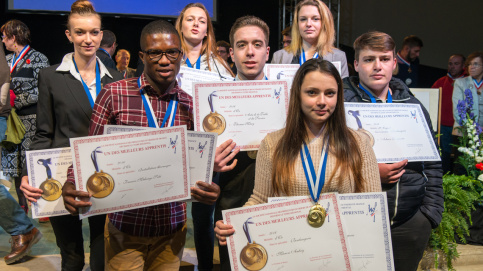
{"left": 240, "top": 241, "right": 268, "bottom": 270}
{"left": 87, "top": 170, "right": 115, "bottom": 198}
{"left": 308, "top": 203, "right": 326, "bottom": 228}
{"left": 202, "top": 111, "right": 226, "bottom": 135}
{"left": 40, "top": 179, "right": 62, "bottom": 201}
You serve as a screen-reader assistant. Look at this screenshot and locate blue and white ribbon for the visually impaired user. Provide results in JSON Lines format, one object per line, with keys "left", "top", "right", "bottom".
{"left": 300, "top": 136, "right": 329, "bottom": 204}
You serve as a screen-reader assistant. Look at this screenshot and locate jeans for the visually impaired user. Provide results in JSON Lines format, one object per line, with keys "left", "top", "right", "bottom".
{"left": 50, "top": 214, "right": 106, "bottom": 271}
{"left": 0, "top": 185, "right": 33, "bottom": 235}
{"left": 0, "top": 116, "right": 7, "bottom": 141}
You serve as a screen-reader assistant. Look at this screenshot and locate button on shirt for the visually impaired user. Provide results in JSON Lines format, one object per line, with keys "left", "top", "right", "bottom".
{"left": 66, "top": 73, "right": 193, "bottom": 237}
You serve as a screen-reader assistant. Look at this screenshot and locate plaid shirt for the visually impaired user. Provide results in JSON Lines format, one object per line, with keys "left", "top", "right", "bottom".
{"left": 67, "top": 73, "right": 193, "bottom": 237}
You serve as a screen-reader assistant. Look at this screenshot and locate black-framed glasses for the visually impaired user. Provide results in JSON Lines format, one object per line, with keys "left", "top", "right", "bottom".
{"left": 143, "top": 49, "right": 182, "bottom": 62}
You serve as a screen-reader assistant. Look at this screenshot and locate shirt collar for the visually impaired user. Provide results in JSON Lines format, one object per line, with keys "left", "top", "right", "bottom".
{"left": 138, "top": 73, "right": 180, "bottom": 98}
{"left": 56, "top": 52, "right": 113, "bottom": 81}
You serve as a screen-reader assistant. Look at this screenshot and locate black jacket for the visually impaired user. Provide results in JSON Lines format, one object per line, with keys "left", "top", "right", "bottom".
{"left": 343, "top": 76, "right": 444, "bottom": 229}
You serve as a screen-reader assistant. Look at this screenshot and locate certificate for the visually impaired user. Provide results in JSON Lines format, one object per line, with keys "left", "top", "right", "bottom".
{"left": 223, "top": 194, "right": 352, "bottom": 271}
{"left": 193, "top": 80, "right": 290, "bottom": 150}
{"left": 176, "top": 66, "right": 234, "bottom": 96}
{"left": 338, "top": 193, "right": 394, "bottom": 271}
{"left": 104, "top": 125, "right": 217, "bottom": 188}
{"left": 344, "top": 102, "right": 440, "bottom": 163}
{"left": 70, "top": 126, "right": 191, "bottom": 219}
{"left": 26, "top": 147, "right": 72, "bottom": 219}
{"left": 265, "top": 64, "right": 299, "bottom": 89}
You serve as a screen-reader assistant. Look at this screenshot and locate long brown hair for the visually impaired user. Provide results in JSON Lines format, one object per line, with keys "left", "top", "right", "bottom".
{"left": 272, "top": 59, "right": 365, "bottom": 195}
{"left": 175, "top": 3, "right": 234, "bottom": 76}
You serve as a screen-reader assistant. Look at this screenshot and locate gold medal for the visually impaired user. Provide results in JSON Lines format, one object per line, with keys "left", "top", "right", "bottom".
{"left": 247, "top": 151, "right": 258, "bottom": 159}
{"left": 86, "top": 170, "right": 115, "bottom": 198}
{"left": 40, "top": 179, "right": 63, "bottom": 201}
{"left": 307, "top": 203, "right": 326, "bottom": 228}
{"left": 202, "top": 111, "right": 226, "bottom": 135}
{"left": 240, "top": 241, "right": 268, "bottom": 270}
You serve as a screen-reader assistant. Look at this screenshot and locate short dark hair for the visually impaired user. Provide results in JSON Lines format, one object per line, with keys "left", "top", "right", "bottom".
{"left": 0, "top": 20, "right": 31, "bottom": 46}
{"left": 216, "top": 40, "right": 230, "bottom": 51}
{"left": 451, "top": 54, "right": 466, "bottom": 63}
{"left": 100, "top": 30, "right": 116, "bottom": 47}
{"left": 140, "top": 20, "right": 180, "bottom": 51}
{"left": 281, "top": 25, "right": 291, "bottom": 37}
{"left": 402, "top": 35, "right": 423, "bottom": 48}
{"left": 353, "top": 31, "right": 395, "bottom": 60}
{"left": 229, "top": 16, "right": 269, "bottom": 46}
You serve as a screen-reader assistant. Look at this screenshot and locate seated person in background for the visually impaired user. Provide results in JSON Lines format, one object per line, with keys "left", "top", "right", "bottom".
{"left": 115, "top": 49, "right": 136, "bottom": 78}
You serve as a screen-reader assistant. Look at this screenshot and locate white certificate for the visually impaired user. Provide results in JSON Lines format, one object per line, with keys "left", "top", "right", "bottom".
{"left": 344, "top": 102, "right": 440, "bottom": 163}
{"left": 223, "top": 194, "right": 352, "bottom": 271}
{"left": 193, "top": 80, "right": 289, "bottom": 150}
{"left": 176, "top": 66, "right": 234, "bottom": 96}
{"left": 338, "top": 193, "right": 394, "bottom": 271}
{"left": 26, "top": 147, "right": 71, "bottom": 219}
{"left": 265, "top": 64, "right": 299, "bottom": 89}
{"left": 104, "top": 124, "right": 217, "bottom": 188}
{"left": 70, "top": 126, "right": 191, "bottom": 219}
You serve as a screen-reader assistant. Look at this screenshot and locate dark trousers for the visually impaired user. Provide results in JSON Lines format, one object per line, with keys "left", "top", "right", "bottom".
{"left": 391, "top": 210, "right": 432, "bottom": 271}
{"left": 192, "top": 202, "right": 215, "bottom": 271}
{"left": 50, "top": 214, "right": 106, "bottom": 271}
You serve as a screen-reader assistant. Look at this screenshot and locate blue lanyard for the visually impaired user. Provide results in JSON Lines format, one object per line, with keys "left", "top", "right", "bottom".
{"left": 358, "top": 83, "right": 392, "bottom": 103}
{"left": 72, "top": 56, "right": 101, "bottom": 108}
{"left": 299, "top": 48, "right": 319, "bottom": 66}
{"left": 186, "top": 55, "right": 201, "bottom": 70}
{"left": 137, "top": 77, "right": 178, "bottom": 128}
{"left": 300, "top": 137, "right": 329, "bottom": 203}
{"left": 99, "top": 48, "right": 111, "bottom": 58}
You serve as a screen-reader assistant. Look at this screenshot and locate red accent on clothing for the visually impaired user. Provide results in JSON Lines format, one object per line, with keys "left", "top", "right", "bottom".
{"left": 9, "top": 90, "right": 16, "bottom": 107}
{"left": 432, "top": 75, "right": 457, "bottom": 127}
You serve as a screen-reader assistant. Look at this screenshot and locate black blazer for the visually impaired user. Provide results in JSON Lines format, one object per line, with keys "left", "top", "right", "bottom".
{"left": 29, "top": 63, "right": 123, "bottom": 152}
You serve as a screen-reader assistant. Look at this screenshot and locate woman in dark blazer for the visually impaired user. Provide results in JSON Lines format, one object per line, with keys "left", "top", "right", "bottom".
{"left": 19, "top": 1, "right": 122, "bottom": 270}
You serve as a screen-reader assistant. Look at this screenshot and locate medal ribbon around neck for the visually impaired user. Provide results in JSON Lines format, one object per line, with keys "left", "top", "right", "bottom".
{"left": 9, "top": 44, "right": 30, "bottom": 74}
{"left": 473, "top": 78, "right": 483, "bottom": 89}
{"left": 397, "top": 53, "right": 411, "bottom": 67}
{"left": 359, "top": 83, "right": 392, "bottom": 103}
{"left": 299, "top": 47, "right": 319, "bottom": 66}
{"left": 73, "top": 55, "right": 101, "bottom": 108}
{"left": 447, "top": 72, "right": 464, "bottom": 80}
{"left": 186, "top": 55, "right": 202, "bottom": 70}
{"left": 300, "top": 136, "right": 329, "bottom": 205}
{"left": 138, "top": 77, "right": 178, "bottom": 128}
{"left": 38, "top": 158, "right": 53, "bottom": 179}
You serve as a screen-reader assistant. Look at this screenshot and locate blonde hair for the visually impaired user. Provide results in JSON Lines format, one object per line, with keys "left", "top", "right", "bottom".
{"left": 288, "top": 0, "right": 335, "bottom": 57}
{"left": 175, "top": 3, "right": 234, "bottom": 76}
{"left": 67, "top": 0, "right": 101, "bottom": 30}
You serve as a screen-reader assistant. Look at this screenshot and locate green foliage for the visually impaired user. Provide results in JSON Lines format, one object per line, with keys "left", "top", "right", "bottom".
{"left": 428, "top": 174, "right": 483, "bottom": 270}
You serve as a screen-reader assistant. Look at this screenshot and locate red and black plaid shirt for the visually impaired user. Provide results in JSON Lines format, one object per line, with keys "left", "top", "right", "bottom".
{"left": 67, "top": 73, "right": 193, "bottom": 237}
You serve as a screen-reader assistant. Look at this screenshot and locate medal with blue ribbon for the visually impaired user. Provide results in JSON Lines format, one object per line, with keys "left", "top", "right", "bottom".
{"left": 72, "top": 55, "right": 101, "bottom": 108}
{"left": 202, "top": 91, "right": 226, "bottom": 135}
{"left": 358, "top": 83, "right": 392, "bottom": 103}
{"left": 37, "top": 158, "right": 63, "bottom": 201}
{"left": 299, "top": 48, "right": 319, "bottom": 66}
{"left": 9, "top": 44, "right": 30, "bottom": 75}
{"left": 138, "top": 77, "right": 178, "bottom": 128}
{"left": 301, "top": 136, "right": 329, "bottom": 228}
{"left": 186, "top": 55, "right": 202, "bottom": 70}
{"left": 240, "top": 217, "right": 268, "bottom": 270}
{"left": 86, "top": 147, "right": 114, "bottom": 198}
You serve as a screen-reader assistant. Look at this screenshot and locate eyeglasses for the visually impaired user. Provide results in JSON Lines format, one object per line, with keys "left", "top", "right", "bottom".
{"left": 468, "top": 63, "right": 483, "bottom": 68}
{"left": 143, "top": 49, "right": 182, "bottom": 62}
{"left": 217, "top": 50, "right": 227, "bottom": 54}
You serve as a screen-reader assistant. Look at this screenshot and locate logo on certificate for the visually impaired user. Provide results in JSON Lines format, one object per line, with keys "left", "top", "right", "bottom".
{"left": 170, "top": 135, "right": 178, "bottom": 154}
{"left": 198, "top": 141, "right": 207, "bottom": 158}
{"left": 368, "top": 202, "right": 377, "bottom": 222}
{"left": 37, "top": 158, "right": 63, "bottom": 201}
{"left": 274, "top": 87, "right": 281, "bottom": 104}
{"left": 86, "top": 147, "right": 114, "bottom": 198}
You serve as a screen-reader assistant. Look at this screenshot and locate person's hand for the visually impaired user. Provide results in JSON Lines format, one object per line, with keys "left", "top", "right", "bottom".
{"left": 62, "top": 182, "right": 92, "bottom": 215}
{"left": 215, "top": 220, "right": 235, "bottom": 246}
{"left": 214, "top": 139, "right": 240, "bottom": 172}
{"left": 20, "top": 176, "right": 43, "bottom": 203}
{"left": 191, "top": 181, "right": 220, "bottom": 205}
{"left": 378, "top": 159, "right": 408, "bottom": 184}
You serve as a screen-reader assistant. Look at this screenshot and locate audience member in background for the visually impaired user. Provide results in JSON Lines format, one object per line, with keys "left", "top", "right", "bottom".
{"left": 216, "top": 40, "right": 233, "bottom": 67}
{"left": 115, "top": 49, "right": 136, "bottom": 78}
{"left": 432, "top": 54, "right": 466, "bottom": 174}
{"left": 19, "top": 1, "right": 123, "bottom": 270}
{"left": 281, "top": 25, "right": 292, "bottom": 48}
{"left": 271, "top": 0, "right": 349, "bottom": 78}
{"left": 96, "top": 29, "right": 117, "bottom": 69}
{"left": 1, "top": 19, "right": 49, "bottom": 214}
{"left": 395, "top": 35, "right": 423, "bottom": 87}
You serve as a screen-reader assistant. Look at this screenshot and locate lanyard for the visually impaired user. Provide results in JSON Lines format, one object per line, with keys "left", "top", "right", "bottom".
{"left": 473, "top": 78, "right": 483, "bottom": 89}
{"left": 358, "top": 83, "right": 392, "bottom": 103}
{"left": 9, "top": 44, "right": 30, "bottom": 74}
{"left": 300, "top": 137, "right": 329, "bottom": 204}
{"left": 137, "top": 77, "right": 178, "bottom": 128}
{"left": 98, "top": 48, "right": 111, "bottom": 58}
{"left": 299, "top": 48, "right": 319, "bottom": 66}
{"left": 72, "top": 56, "right": 101, "bottom": 108}
{"left": 186, "top": 55, "right": 201, "bottom": 70}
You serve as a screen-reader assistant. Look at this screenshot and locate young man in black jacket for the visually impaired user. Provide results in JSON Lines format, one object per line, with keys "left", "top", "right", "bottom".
{"left": 343, "top": 31, "right": 443, "bottom": 271}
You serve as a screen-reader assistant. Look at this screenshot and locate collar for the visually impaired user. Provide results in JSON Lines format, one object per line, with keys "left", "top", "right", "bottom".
{"left": 57, "top": 52, "right": 113, "bottom": 81}
{"left": 447, "top": 73, "right": 465, "bottom": 80}
{"left": 138, "top": 73, "right": 180, "bottom": 98}
{"left": 98, "top": 48, "right": 111, "bottom": 58}
{"left": 347, "top": 76, "right": 411, "bottom": 102}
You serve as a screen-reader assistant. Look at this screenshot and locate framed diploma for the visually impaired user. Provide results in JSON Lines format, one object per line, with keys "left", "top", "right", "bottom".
{"left": 344, "top": 102, "right": 440, "bottom": 163}
{"left": 410, "top": 88, "right": 441, "bottom": 135}
{"left": 26, "top": 147, "right": 72, "bottom": 218}
{"left": 193, "top": 80, "right": 290, "bottom": 150}
{"left": 223, "top": 194, "right": 352, "bottom": 271}
{"left": 70, "top": 126, "right": 191, "bottom": 219}
{"left": 176, "top": 66, "right": 234, "bottom": 96}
